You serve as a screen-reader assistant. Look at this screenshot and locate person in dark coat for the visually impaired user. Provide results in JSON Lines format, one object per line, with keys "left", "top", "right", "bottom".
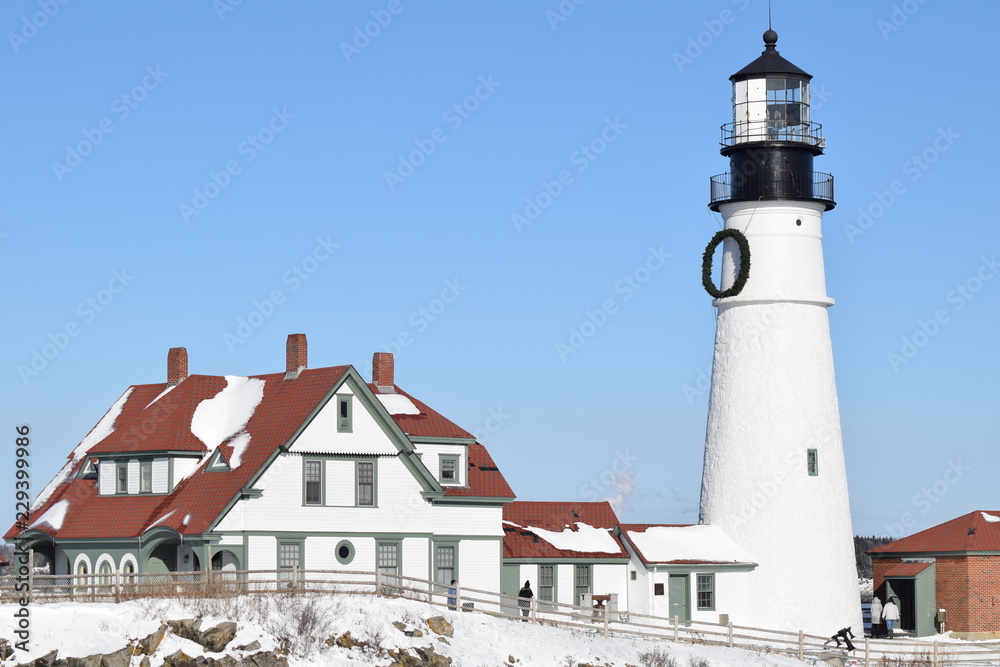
{"left": 447, "top": 579, "right": 458, "bottom": 610}
{"left": 518, "top": 580, "right": 533, "bottom": 620}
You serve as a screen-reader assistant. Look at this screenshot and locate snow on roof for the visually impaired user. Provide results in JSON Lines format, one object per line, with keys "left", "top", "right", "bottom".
{"left": 376, "top": 393, "right": 421, "bottom": 415}
{"left": 29, "top": 499, "right": 70, "bottom": 531}
{"left": 183, "top": 514, "right": 191, "bottom": 526}
{"left": 31, "top": 388, "right": 134, "bottom": 511}
{"left": 144, "top": 383, "right": 176, "bottom": 409}
{"left": 982, "top": 512, "right": 1000, "bottom": 523}
{"left": 191, "top": 375, "right": 265, "bottom": 452}
{"left": 626, "top": 524, "right": 753, "bottom": 563}
{"left": 228, "top": 431, "right": 251, "bottom": 469}
{"left": 524, "top": 522, "right": 622, "bottom": 554}
{"left": 145, "top": 510, "right": 175, "bottom": 532}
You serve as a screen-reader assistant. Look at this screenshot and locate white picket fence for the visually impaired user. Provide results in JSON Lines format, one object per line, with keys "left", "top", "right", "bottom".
{"left": 2, "top": 568, "right": 999, "bottom": 666}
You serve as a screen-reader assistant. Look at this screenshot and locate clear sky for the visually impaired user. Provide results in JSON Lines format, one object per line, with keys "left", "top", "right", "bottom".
{"left": 2, "top": 1, "right": 997, "bottom": 540}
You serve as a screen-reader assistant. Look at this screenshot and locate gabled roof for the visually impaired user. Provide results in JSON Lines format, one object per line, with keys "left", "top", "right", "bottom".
{"left": 503, "top": 501, "right": 628, "bottom": 559}
{"left": 619, "top": 523, "right": 755, "bottom": 565}
{"left": 884, "top": 562, "right": 931, "bottom": 578}
{"left": 869, "top": 511, "right": 1000, "bottom": 555}
{"left": 368, "top": 384, "right": 474, "bottom": 440}
{"left": 7, "top": 363, "right": 512, "bottom": 542}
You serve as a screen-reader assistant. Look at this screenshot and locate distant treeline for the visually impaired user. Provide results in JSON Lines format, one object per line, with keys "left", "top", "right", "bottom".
{"left": 855, "top": 535, "right": 894, "bottom": 579}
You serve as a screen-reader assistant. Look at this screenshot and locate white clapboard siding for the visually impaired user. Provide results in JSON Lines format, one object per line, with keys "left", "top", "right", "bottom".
{"left": 325, "top": 460, "right": 355, "bottom": 506}
{"left": 289, "top": 383, "right": 398, "bottom": 456}
{"left": 151, "top": 458, "right": 169, "bottom": 494}
{"left": 172, "top": 458, "right": 200, "bottom": 488}
{"left": 402, "top": 538, "right": 430, "bottom": 581}
{"left": 412, "top": 443, "right": 467, "bottom": 486}
{"left": 557, "top": 564, "right": 576, "bottom": 606}
{"left": 98, "top": 460, "right": 116, "bottom": 495}
{"left": 127, "top": 460, "right": 140, "bottom": 495}
{"left": 431, "top": 505, "right": 504, "bottom": 537}
{"left": 457, "top": 539, "right": 501, "bottom": 593}
{"left": 218, "top": 534, "right": 243, "bottom": 546}
{"left": 593, "top": 563, "right": 629, "bottom": 608}
{"left": 247, "top": 536, "right": 277, "bottom": 570}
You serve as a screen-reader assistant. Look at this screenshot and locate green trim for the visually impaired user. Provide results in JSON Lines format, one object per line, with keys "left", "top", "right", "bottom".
{"left": 276, "top": 538, "right": 305, "bottom": 574}
{"left": 408, "top": 435, "right": 476, "bottom": 445}
{"left": 426, "top": 495, "right": 514, "bottom": 505}
{"left": 207, "top": 450, "right": 230, "bottom": 472}
{"left": 807, "top": 448, "right": 819, "bottom": 476}
{"left": 302, "top": 457, "right": 325, "bottom": 506}
{"left": 336, "top": 393, "right": 353, "bottom": 433}
{"left": 646, "top": 562, "right": 757, "bottom": 573}
{"left": 115, "top": 461, "right": 128, "bottom": 494}
{"left": 139, "top": 460, "right": 153, "bottom": 491}
{"left": 696, "top": 573, "right": 715, "bottom": 611}
{"left": 503, "top": 557, "right": 629, "bottom": 564}
{"left": 335, "top": 540, "right": 355, "bottom": 565}
{"left": 574, "top": 564, "right": 592, "bottom": 606}
{"left": 431, "top": 540, "right": 459, "bottom": 585}
{"left": 439, "top": 455, "right": 461, "bottom": 485}
{"left": 168, "top": 457, "right": 175, "bottom": 492}
{"left": 376, "top": 539, "right": 402, "bottom": 574}
{"left": 356, "top": 459, "right": 377, "bottom": 507}
{"left": 95, "top": 450, "right": 203, "bottom": 458}
{"left": 537, "top": 563, "right": 557, "bottom": 609}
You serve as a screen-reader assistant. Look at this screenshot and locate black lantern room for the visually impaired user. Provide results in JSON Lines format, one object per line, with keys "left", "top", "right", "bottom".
{"left": 709, "top": 30, "right": 835, "bottom": 210}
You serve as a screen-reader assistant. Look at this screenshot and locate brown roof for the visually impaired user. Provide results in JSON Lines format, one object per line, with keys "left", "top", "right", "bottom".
{"left": 502, "top": 501, "right": 627, "bottom": 559}
{"left": 884, "top": 562, "right": 931, "bottom": 577}
{"left": 869, "top": 511, "right": 1000, "bottom": 555}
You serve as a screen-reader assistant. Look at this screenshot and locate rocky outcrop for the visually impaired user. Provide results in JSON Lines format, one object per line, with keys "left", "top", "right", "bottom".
{"left": 198, "top": 623, "right": 238, "bottom": 653}
{"left": 138, "top": 625, "right": 168, "bottom": 655}
{"left": 425, "top": 617, "right": 454, "bottom": 638}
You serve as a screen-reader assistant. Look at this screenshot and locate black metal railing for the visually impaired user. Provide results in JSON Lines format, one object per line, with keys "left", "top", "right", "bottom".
{"left": 709, "top": 170, "right": 834, "bottom": 207}
{"left": 720, "top": 121, "right": 824, "bottom": 148}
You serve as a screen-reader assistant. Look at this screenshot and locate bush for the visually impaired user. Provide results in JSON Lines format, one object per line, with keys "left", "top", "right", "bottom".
{"left": 638, "top": 647, "right": 676, "bottom": 667}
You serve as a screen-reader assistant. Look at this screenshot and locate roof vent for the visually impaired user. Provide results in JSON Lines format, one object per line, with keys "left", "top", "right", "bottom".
{"left": 285, "top": 333, "right": 307, "bottom": 379}
{"left": 969, "top": 527, "right": 976, "bottom": 535}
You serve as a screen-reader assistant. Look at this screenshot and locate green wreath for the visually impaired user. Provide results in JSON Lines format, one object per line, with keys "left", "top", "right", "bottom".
{"left": 702, "top": 228, "right": 751, "bottom": 298}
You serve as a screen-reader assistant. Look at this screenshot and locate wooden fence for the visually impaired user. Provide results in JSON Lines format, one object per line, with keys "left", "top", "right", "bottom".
{"left": 2, "top": 568, "right": 999, "bottom": 666}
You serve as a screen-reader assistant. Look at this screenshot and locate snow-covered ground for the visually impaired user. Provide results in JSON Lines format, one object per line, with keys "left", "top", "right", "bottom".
{"left": 1, "top": 594, "right": 816, "bottom": 667}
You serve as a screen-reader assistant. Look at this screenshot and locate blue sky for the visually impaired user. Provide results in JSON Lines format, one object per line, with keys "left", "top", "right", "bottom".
{"left": 2, "top": 1, "right": 997, "bottom": 540}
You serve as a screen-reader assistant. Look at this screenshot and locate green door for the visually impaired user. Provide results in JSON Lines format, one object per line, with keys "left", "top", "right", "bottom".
{"left": 668, "top": 574, "right": 689, "bottom": 621}
{"left": 502, "top": 565, "right": 521, "bottom": 616}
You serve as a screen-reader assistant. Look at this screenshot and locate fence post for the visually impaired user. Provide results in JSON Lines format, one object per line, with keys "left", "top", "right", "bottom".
{"left": 27, "top": 548, "right": 34, "bottom": 603}
{"left": 673, "top": 616, "right": 679, "bottom": 642}
{"left": 603, "top": 605, "right": 609, "bottom": 638}
{"left": 727, "top": 620, "right": 733, "bottom": 648}
{"left": 864, "top": 637, "right": 869, "bottom": 667}
{"left": 798, "top": 631, "right": 804, "bottom": 661}
{"left": 530, "top": 598, "right": 537, "bottom": 623}
{"left": 932, "top": 640, "right": 938, "bottom": 667}
{"left": 375, "top": 570, "right": 382, "bottom": 596}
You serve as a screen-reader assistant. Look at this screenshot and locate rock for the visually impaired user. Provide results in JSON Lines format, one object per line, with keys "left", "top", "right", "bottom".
{"left": 55, "top": 655, "right": 103, "bottom": 667}
{"left": 508, "top": 656, "right": 516, "bottom": 664}
{"left": 392, "top": 621, "right": 407, "bottom": 632}
{"left": 331, "top": 632, "right": 368, "bottom": 650}
{"left": 140, "top": 658, "right": 151, "bottom": 667}
{"left": 162, "top": 650, "right": 192, "bottom": 666}
{"left": 240, "top": 651, "right": 289, "bottom": 667}
{"left": 199, "top": 622, "right": 238, "bottom": 652}
{"left": 167, "top": 619, "right": 203, "bottom": 643}
{"left": 26, "top": 650, "right": 58, "bottom": 667}
{"left": 139, "top": 625, "right": 168, "bottom": 655}
{"left": 100, "top": 647, "right": 133, "bottom": 667}
{"left": 407, "top": 629, "right": 423, "bottom": 638}
{"left": 234, "top": 641, "right": 261, "bottom": 652}
{"left": 436, "top": 637, "right": 449, "bottom": 645}
{"left": 0, "top": 639, "right": 14, "bottom": 661}
{"left": 415, "top": 646, "right": 452, "bottom": 666}
{"left": 425, "top": 617, "right": 454, "bottom": 638}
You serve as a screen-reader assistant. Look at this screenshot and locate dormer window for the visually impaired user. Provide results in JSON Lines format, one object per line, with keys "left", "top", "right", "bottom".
{"left": 140, "top": 461, "right": 152, "bottom": 493}
{"left": 116, "top": 463, "right": 128, "bottom": 494}
{"left": 440, "top": 455, "right": 460, "bottom": 485}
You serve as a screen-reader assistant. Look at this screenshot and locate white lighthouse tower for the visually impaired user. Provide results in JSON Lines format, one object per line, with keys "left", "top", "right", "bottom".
{"left": 699, "top": 30, "right": 862, "bottom": 635}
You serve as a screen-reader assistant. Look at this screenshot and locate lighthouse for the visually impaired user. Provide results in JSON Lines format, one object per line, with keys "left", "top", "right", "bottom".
{"left": 698, "top": 30, "right": 861, "bottom": 635}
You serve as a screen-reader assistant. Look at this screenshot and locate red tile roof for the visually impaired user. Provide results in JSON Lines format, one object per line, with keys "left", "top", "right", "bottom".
{"left": 869, "top": 511, "right": 1000, "bottom": 555}
{"left": 883, "top": 562, "right": 931, "bottom": 577}
{"left": 7, "top": 365, "right": 511, "bottom": 542}
{"left": 502, "top": 501, "right": 628, "bottom": 559}
{"left": 368, "top": 384, "right": 474, "bottom": 440}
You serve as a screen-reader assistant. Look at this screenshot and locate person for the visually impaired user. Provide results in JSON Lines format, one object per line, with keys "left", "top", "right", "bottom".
{"left": 518, "top": 580, "right": 533, "bottom": 620}
{"left": 447, "top": 579, "right": 458, "bottom": 610}
{"left": 823, "top": 627, "right": 856, "bottom": 651}
{"left": 870, "top": 596, "right": 883, "bottom": 638}
{"left": 882, "top": 598, "right": 900, "bottom": 638}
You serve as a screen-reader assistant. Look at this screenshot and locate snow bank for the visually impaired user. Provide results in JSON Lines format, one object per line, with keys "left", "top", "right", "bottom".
{"left": 31, "top": 388, "right": 134, "bottom": 511}
{"left": 627, "top": 524, "right": 754, "bottom": 563}
{"left": 523, "top": 522, "right": 621, "bottom": 554}
{"left": 376, "top": 393, "right": 420, "bottom": 415}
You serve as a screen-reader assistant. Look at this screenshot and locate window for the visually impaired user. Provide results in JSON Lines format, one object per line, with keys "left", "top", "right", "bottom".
{"left": 140, "top": 461, "right": 152, "bottom": 493}
{"left": 304, "top": 460, "right": 323, "bottom": 505}
{"left": 538, "top": 564, "right": 555, "bottom": 608}
{"left": 440, "top": 455, "right": 460, "bottom": 485}
{"left": 574, "top": 564, "right": 591, "bottom": 605}
{"left": 377, "top": 542, "right": 398, "bottom": 574}
{"left": 278, "top": 541, "right": 302, "bottom": 582}
{"left": 335, "top": 540, "right": 355, "bottom": 565}
{"left": 630, "top": 570, "right": 637, "bottom": 581}
{"left": 807, "top": 449, "right": 819, "bottom": 476}
{"left": 654, "top": 583, "right": 665, "bottom": 596}
{"left": 357, "top": 461, "right": 375, "bottom": 506}
{"left": 337, "top": 395, "right": 352, "bottom": 433}
{"left": 435, "top": 545, "right": 455, "bottom": 585}
{"left": 116, "top": 462, "right": 128, "bottom": 494}
{"left": 697, "top": 574, "right": 715, "bottom": 610}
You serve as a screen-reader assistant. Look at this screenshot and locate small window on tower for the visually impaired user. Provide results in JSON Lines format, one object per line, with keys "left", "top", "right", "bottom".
{"left": 654, "top": 583, "right": 665, "bottom": 596}
{"left": 807, "top": 449, "right": 819, "bottom": 476}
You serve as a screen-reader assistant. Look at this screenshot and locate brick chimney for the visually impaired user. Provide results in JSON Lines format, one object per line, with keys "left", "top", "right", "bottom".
{"left": 167, "top": 347, "right": 188, "bottom": 385}
{"left": 372, "top": 352, "right": 394, "bottom": 390}
{"left": 286, "top": 333, "right": 307, "bottom": 379}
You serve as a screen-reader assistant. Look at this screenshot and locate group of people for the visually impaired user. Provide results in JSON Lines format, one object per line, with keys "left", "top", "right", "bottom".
{"left": 870, "top": 596, "right": 900, "bottom": 639}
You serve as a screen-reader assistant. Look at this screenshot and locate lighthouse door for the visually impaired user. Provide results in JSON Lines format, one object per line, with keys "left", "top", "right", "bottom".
{"left": 668, "top": 575, "right": 690, "bottom": 621}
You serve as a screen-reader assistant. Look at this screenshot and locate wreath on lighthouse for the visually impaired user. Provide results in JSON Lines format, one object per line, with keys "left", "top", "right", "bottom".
{"left": 701, "top": 229, "right": 751, "bottom": 298}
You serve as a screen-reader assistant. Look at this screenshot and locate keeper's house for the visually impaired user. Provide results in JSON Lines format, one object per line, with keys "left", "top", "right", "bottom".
{"left": 5, "top": 335, "right": 514, "bottom": 593}
{"left": 869, "top": 510, "right": 1000, "bottom": 639}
